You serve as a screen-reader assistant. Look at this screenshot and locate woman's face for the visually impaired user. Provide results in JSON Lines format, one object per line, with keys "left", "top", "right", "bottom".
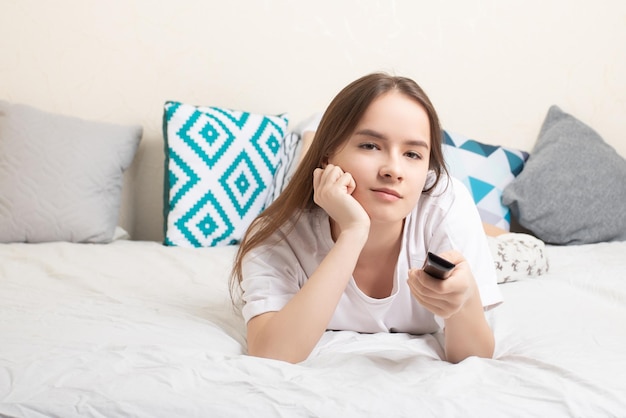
{"left": 328, "top": 90, "right": 431, "bottom": 225}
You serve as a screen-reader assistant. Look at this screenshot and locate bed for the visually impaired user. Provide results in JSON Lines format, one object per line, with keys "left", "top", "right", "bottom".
{"left": 2, "top": 93, "right": 626, "bottom": 417}
{"left": 1, "top": 237, "right": 625, "bottom": 417}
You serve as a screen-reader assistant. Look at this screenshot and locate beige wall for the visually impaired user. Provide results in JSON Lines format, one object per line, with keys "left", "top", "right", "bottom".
{"left": 2, "top": 0, "right": 625, "bottom": 241}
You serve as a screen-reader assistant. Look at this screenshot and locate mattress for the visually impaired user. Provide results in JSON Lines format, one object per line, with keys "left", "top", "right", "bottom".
{"left": 1, "top": 239, "right": 625, "bottom": 417}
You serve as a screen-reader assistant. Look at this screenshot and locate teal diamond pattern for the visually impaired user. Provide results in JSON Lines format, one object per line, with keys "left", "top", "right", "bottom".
{"left": 252, "top": 118, "right": 284, "bottom": 172}
{"left": 163, "top": 101, "right": 288, "bottom": 247}
{"left": 221, "top": 151, "right": 265, "bottom": 219}
{"left": 169, "top": 149, "right": 200, "bottom": 209}
{"left": 178, "top": 110, "right": 234, "bottom": 168}
{"left": 235, "top": 172, "right": 250, "bottom": 195}
{"left": 174, "top": 190, "right": 235, "bottom": 247}
{"left": 211, "top": 106, "right": 250, "bottom": 128}
{"left": 198, "top": 212, "right": 218, "bottom": 239}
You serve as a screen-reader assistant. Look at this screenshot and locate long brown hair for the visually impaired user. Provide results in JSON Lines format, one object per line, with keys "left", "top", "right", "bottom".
{"left": 230, "top": 72, "right": 447, "bottom": 295}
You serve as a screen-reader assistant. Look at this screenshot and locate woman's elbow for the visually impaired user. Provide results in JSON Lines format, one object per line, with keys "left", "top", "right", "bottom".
{"left": 445, "top": 340, "right": 495, "bottom": 364}
{"left": 247, "top": 343, "right": 306, "bottom": 364}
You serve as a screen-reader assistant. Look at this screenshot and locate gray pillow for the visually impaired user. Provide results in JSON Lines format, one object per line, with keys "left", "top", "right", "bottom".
{"left": 0, "top": 101, "right": 142, "bottom": 243}
{"left": 502, "top": 105, "right": 626, "bottom": 245}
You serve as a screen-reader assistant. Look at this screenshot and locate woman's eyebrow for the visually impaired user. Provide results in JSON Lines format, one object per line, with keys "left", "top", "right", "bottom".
{"left": 354, "top": 128, "right": 429, "bottom": 149}
{"left": 355, "top": 128, "right": 387, "bottom": 140}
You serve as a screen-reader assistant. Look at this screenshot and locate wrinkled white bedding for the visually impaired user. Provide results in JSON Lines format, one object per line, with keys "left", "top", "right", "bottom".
{"left": 1, "top": 240, "right": 625, "bottom": 417}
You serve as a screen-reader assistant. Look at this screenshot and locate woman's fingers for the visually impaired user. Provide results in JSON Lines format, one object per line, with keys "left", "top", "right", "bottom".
{"left": 407, "top": 259, "right": 475, "bottom": 319}
{"left": 407, "top": 274, "right": 449, "bottom": 314}
{"left": 313, "top": 164, "right": 370, "bottom": 233}
{"left": 320, "top": 164, "right": 342, "bottom": 182}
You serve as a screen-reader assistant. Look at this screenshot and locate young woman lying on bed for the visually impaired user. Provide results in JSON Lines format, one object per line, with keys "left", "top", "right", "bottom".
{"left": 231, "top": 72, "right": 537, "bottom": 364}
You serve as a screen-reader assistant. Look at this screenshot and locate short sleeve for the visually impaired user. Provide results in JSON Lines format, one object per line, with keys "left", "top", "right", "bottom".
{"left": 241, "top": 239, "right": 306, "bottom": 323}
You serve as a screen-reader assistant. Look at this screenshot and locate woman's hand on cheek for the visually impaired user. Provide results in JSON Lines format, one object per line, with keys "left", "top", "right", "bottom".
{"left": 407, "top": 251, "right": 477, "bottom": 319}
{"left": 313, "top": 164, "right": 370, "bottom": 234}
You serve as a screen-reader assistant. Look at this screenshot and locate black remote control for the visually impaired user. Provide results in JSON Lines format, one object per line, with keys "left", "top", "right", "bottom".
{"left": 423, "top": 252, "right": 456, "bottom": 280}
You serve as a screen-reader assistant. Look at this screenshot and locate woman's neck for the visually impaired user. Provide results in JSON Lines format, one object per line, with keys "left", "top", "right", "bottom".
{"left": 363, "top": 220, "right": 404, "bottom": 255}
{"left": 355, "top": 220, "right": 405, "bottom": 299}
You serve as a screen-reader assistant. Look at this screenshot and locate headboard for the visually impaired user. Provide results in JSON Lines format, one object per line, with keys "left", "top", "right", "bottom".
{"left": 2, "top": 0, "right": 625, "bottom": 241}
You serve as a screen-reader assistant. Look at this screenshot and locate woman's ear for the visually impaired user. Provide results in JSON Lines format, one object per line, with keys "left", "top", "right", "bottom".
{"left": 320, "top": 154, "right": 329, "bottom": 168}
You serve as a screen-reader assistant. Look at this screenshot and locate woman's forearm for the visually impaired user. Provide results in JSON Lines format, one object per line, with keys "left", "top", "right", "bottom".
{"left": 443, "top": 288, "right": 495, "bottom": 363}
{"left": 247, "top": 229, "right": 367, "bottom": 363}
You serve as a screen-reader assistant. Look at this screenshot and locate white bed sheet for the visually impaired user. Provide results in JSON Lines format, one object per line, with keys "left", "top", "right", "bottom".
{"left": 1, "top": 240, "right": 625, "bottom": 417}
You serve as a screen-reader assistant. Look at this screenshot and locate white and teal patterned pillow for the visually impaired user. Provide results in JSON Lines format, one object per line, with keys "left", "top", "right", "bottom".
{"left": 163, "top": 101, "right": 288, "bottom": 247}
{"left": 443, "top": 131, "right": 529, "bottom": 231}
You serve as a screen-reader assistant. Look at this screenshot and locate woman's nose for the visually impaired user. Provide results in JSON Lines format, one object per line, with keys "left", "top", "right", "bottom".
{"left": 379, "top": 155, "right": 403, "bottom": 180}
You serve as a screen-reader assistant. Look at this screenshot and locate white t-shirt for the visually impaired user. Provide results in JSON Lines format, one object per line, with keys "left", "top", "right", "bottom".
{"left": 241, "top": 176, "right": 503, "bottom": 334}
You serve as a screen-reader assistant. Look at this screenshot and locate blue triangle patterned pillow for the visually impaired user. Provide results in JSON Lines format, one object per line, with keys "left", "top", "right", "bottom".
{"left": 163, "top": 101, "right": 288, "bottom": 247}
{"left": 443, "top": 131, "right": 529, "bottom": 230}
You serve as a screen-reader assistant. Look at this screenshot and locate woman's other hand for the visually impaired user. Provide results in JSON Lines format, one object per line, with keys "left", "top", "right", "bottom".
{"left": 313, "top": 164, "right": 370, "bottom": 236}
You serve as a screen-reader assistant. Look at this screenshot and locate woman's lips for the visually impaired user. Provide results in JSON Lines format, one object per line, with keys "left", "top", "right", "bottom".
{"left": 372, "top": 188, "right": 402, "bottom": 200}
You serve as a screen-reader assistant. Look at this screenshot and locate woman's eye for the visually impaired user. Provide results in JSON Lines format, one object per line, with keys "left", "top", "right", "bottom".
{"left": 405, "top": 151, "right": 423, "bottom": 160}
{"left": 359, "top": 143, "right": 378, "bottom": 150}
